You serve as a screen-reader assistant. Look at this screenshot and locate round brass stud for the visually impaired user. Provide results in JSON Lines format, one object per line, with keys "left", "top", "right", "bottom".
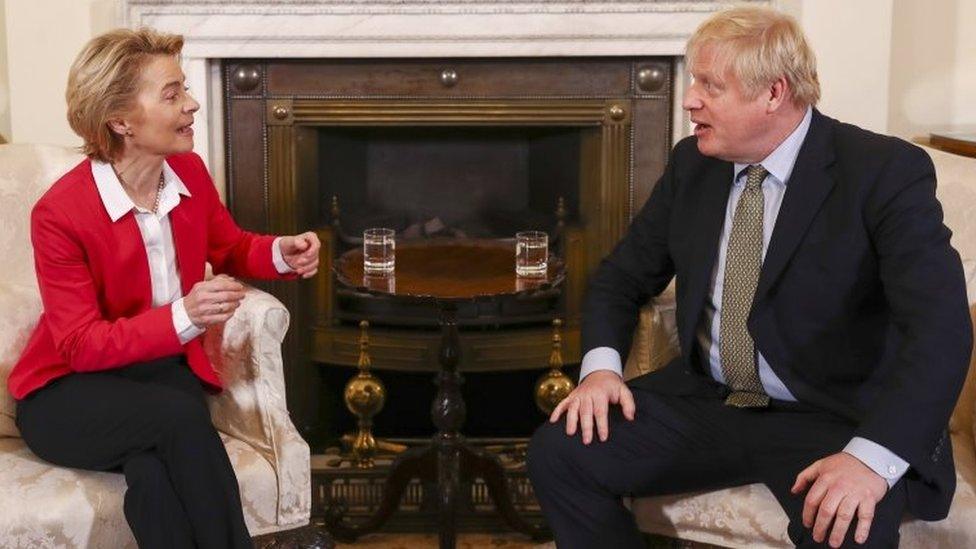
{"left": 272, "top": 105, "right": 290, "bottom": 120}
{"left": 608, "top": 104, "right": 626, "bottom": 121}
{"left": 637, "top": 64, "right": 667, "bottom": 93}
{"left": 440, "top": 69, "right": 459, "bottom": 88}
{"left": 231, "top": 64, "right": 261, "bottom": 93}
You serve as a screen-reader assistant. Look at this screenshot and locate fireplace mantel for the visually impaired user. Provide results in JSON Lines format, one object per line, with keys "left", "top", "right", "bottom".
{"left": 123, "top": 1, "right": 758, "bottom": 58}
{"left": 122, "top": 0, "right": 768, "bottom": 190}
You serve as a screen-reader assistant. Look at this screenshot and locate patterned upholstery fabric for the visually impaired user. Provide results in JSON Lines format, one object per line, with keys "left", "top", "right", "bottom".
{"left": 204, "top": 288, "right": 312, "bottom": 528}
{"left": 0, "top": 144, "right": 310, "bottom": 546}
{"left": 626, "top": 145, "right": 976, "bottom": 547}
{"left": 0, "top": 144, "right": 82, "bottom": 437}
{"left": 0, "top": 434, "right": 281, "bottom": 548}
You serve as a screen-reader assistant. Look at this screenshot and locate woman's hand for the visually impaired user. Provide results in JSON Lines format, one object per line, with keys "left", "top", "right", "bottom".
{"left": 279, "top": 232, "right": 321, "bottom": 278}
{"left": 184, "top": 274, "right": 246, "bottom": 327}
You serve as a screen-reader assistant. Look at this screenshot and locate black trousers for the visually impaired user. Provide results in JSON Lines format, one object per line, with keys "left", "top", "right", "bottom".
{"left": 527, "top": 385, "right": 906, "bottom": 548}
{"left": 15, "top": 355, "right": 253, "bottom": 549}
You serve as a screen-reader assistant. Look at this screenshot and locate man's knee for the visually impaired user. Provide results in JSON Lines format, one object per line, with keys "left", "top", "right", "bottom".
{"left": 527, "top": 420, "right": 578, "bottom": 491}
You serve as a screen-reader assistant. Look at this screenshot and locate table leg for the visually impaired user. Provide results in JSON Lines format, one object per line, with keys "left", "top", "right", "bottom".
{"left": 432, "top": 302, "right": 464, "bottom": 549}
{"left": 323, "top": 302, "right": 550, "bottom": 546}
{"left": 460, "top": 445, "right": 551, "bottom": 541}
{"left": 323, "top": 445, "right": 434, "bottom": 542}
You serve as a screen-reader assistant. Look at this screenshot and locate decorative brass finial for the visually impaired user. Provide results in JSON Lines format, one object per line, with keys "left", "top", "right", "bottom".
{"left": 534, "top": 319, "right": 576, "bottom": 415}
{"left": 341, "top": 321, "right": 387, "bottom": 468}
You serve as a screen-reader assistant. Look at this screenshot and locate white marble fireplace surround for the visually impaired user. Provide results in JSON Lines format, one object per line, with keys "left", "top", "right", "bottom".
{"left": 122, "top": 0, "right": 769, "bottom": 191}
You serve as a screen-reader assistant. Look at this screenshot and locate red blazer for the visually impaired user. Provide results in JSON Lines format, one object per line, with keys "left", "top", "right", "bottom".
{"left": 7, "top": 152, "right": 295, "bottom": 400}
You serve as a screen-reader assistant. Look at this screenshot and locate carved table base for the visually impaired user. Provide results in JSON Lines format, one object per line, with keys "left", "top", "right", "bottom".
{"left": 323, "top": 302, "right": 551, "bottom": 548}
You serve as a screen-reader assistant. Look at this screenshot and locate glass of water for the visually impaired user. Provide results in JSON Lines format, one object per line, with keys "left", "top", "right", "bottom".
{"left": 363, "top": 228, "right": 395, "bottom": 275}
{"left": 515, "top": 230, "right": 548, "bottom": 278}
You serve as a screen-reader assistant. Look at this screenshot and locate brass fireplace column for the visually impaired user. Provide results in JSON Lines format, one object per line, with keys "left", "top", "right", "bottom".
{"left": 534, "top": 319, "right": 576, "bottom": 415}
{"left": 340, "top": 321, "right": 387, "bottom": 468}
{"left": 554, "top": 196, "right": 567, "bottom": 258}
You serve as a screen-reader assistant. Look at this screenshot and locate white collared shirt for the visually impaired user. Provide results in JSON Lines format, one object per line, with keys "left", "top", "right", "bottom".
{"left": 91, "top": 159, "right": 292, "bottom": 345}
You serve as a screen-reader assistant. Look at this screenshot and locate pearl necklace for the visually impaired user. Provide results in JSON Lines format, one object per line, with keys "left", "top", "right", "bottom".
{"left": 150, "top": 171, "right": 165, "bottom": 214}
{"left": 114, "top": 165, "right": 165, "bottom": 214}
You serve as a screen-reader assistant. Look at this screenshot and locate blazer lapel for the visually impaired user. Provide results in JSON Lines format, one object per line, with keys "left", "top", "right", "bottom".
{"left": 679, "top": 159, "right": 734, "bottom": 362}
{"left": 112, "top": 213, "right": 155, "bottom": 306}
{"left": 755, "top": 110, "right": 837, "bottom": 301}
{"left": 168, "top": 201, "right": 198, "bottom": 296}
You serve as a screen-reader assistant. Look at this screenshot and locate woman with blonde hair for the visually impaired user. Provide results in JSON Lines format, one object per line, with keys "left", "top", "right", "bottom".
{"left": 8, "top": 28, "right": 320, "bottom": 548}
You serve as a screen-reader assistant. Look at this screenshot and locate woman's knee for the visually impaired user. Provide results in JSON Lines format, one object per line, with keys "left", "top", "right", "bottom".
{"left": 152, "top": 391, "right": 215, "bottom": 437}
{"left": 123, "top": 452, "right": 169, "bottom": 486}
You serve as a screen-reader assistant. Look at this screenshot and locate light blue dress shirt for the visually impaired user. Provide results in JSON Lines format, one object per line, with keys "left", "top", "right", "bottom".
{"left": 579, "top": 107, "right": 909, "bottom": 487}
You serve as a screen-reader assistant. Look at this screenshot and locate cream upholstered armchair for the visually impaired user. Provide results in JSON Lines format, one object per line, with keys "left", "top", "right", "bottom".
{"left": 622, "top": 145, "right": 976, "bottom": 548}
{"left": 0, "top": 144, "right": 319, "bottom": 547}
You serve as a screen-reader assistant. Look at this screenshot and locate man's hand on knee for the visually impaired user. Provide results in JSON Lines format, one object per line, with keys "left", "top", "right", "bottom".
{"left": 548, "top": 370, "right": 636, "bottom": 445}
{"left": 790, "top": 452, "right": 888, "bottom": 548}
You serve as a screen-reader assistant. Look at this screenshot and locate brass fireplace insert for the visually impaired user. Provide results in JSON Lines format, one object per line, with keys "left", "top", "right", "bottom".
{"left": 222, "top": 57, "right": 674, "bottom": 444}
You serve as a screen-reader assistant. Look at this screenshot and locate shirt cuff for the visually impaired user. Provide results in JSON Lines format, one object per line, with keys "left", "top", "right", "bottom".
{"left": 843, "top": 437, "right": 910, "bottom": 488}
{"left": 579, "top": 347, "right": 623, "bottom": 382}
{"left": 272, "top": 236, "right": 294, "bottom": 274}
{"left": 172, "top": 298, "right": 206, "bottom": 345}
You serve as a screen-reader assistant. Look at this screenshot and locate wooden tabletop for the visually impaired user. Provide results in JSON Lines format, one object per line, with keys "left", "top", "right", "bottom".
{"left": 929, "top": 132, "right": 976, "bottom": 158}
{"left": 335, "top": 239, "right": 564, "bottom": 300}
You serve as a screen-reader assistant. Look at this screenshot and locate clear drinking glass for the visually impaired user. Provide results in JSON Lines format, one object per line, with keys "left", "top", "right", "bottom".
{"left": 363, "top": 273, "right": 396, "bottom": 293}
{"left": 363, "top": 228, "right": 395, "bottom": 275}
{"left": 515, "top": 230, "right": 548, "bottom": 278}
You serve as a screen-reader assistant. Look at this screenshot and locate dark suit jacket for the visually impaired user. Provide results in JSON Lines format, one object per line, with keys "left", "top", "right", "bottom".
{"left": 581, "top": 109, "right": 973, "bottom": 520}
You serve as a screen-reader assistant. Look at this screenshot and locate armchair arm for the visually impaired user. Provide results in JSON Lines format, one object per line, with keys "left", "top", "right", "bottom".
{"left": 203, "top": 284, "right": 311, "bottom": 527}
{"left": 950, "top": 305, "right": 976, "bottom": 444}
{"left": 623, "top": 284, "right": 679, "bottom": 382}
{"left": 0, "top": 281, "right": 43, "bottom": 438}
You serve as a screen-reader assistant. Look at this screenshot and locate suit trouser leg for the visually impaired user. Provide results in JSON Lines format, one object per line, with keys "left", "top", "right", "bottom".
{"left": 527, "top": 388, "right": 752, "bottom": 549}
{"left": 529, "top": 387, "right": 907, "bottom": 549}
{"left": 122, "top": 451, "right": 196, "bottom": 549}
{"left": 15, "top": 356, "right": 252, "bottom": 549}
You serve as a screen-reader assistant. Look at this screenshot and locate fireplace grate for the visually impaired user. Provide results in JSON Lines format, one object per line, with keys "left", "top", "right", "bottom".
{"left": 311, "top": 438, "right": 546, "bottom": 533}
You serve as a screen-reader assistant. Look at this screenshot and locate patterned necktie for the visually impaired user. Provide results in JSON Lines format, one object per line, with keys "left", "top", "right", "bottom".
{"left": 720, "top": 164, "right": 770, "bottom": 407}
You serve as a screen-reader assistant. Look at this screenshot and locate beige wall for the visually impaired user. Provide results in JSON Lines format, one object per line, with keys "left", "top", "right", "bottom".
{"left": 0, "top": 0, "right": 9, "bottom": 142}
{"left": 2, "top": 0, "right": 115, "bottom": 146}
{"left": 776, "top": 0, "right": 896, "bottom": 134}
{"left": 888, "top": 0, "right": 976, "bottom": 139}
{"left": 0, "top": 0, "right": 971, "bottom": 146}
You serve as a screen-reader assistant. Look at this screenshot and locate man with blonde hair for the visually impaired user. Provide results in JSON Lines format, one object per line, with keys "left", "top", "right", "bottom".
{"left": 529, "top": 6, "right": 970, "bottom": 548}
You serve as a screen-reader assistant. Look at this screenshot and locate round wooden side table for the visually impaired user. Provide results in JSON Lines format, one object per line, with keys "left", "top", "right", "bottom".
{"left": 327, "top": 239, "right": 561, "bottom": 548}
